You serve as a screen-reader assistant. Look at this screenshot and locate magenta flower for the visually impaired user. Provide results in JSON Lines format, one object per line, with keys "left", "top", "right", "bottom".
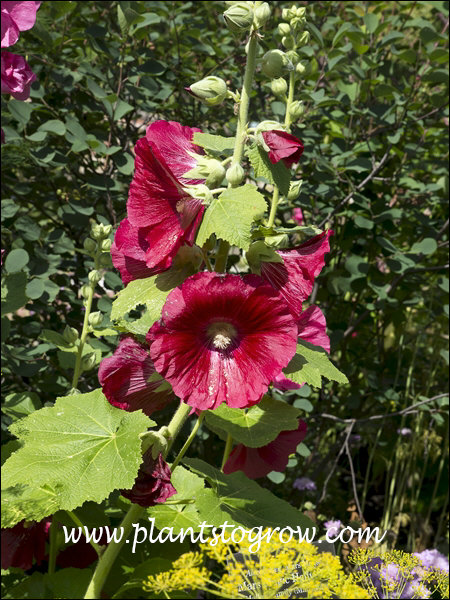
{"left": 147, "top": 272, "right": 298, "bottom": 411}
{"left": 260, "top": 230, "right": 333, "bottom": 320}
{"left": 1, "top": 518, "right": 50, "bottom": 570}
{"left": 126, "top": 120, "right": 205, "bottom": 272}
{"left": 223, "top": 420, "right": 307, "bottom": 479}
{"left": 1, "top": 1, "right": 41, "bottom": 48}
{"left": 111, "top": 218, "right": 159, "bottom": 285}
{"left": 121, "top": 452, "right": 176, "bottom": 507}
{"left": 273, "top": 304, "right": 330, "bottom": 391}
{"left": 262, "top": 130, "right": 304, "bottom": 167}
{"left": 1, "top": 50, "right": 35, "bottom": 100}
{"left": 292, "top": 207, "right": 304, "bottom": 225}
{"left": 98, "top": 335, "right": 174, "bottom": 416}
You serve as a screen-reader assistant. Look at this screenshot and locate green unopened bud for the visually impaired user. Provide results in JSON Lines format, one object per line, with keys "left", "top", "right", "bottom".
{"left": 261, "top": 49, "right": 288, "bottom": 79}
{"left": 296, "top": 7, "right": 307, "bottom": 18}
{"left": 287, "top": 180, "right": 303, "bottom": 201}
{"left": 101, "top": 238, "right": 112, "bottom": 252}
{"left": 254, "top": 2, "right": 270, "bottom": 28}
{"left": 184, "top": 183, "right": 214, "bottom": 204}
{"left": 298, "top": 30, "right": 310, "bottom": 46}
{"left": 63, "top": 325, "right": 79, "bottom": 345}
{"left": 81, "top": 352, "right": 97, "bottom": 371}
{"left": 188, "top": 76, "right": 227, "bottom": 106}
{"left": 255, "top": 120, "right": 284, "bottom": 150}
{"left": 99, "top": 253, "right": 113, "bottom": 268}
{"left": 226, "top": 163, "right": 245, "bottom": 187}
{"left": 88, "top": 311, "right": 103, "bottom": 327}
{"left": 81, "top": 284, "right": 91, "bottom": 299}
{"left": 282, "top": 6, "right": 298, "bottom": 21}
{"left": 271, "top": 77, "right": 288, "bottom": 97}
{"left": 296, "top": 61, "right": 306, "bottom": 74}
{"left": 281, "top": 35, "right": 296, "bottom": 50}
{"left": 286, "top": 50, "right": 300, "bottom": 66}
{"left": 278, "top": 22, "right": 291, "bottom": 36}
{"left": 91, "top": 223, "right": 112, "bottom": 240}
{"left": 223, "top": 2, "right": 254, "bottom": 33}
{"left": 88, "top": 270, "right": 101, "bottom": 285}
{"left": 289, "top": 100, "right": 305, "bottom": 120}
{"left": 172, "top": 245, "right": 203, "bottom": 270}
{"left": 265, "top": 233, "right": 289, "bottom": 248}
{"left": 206, "top": 160, "right": 226, "bottom": 187}
{"left": 83, "top": 237, "right": 97, "bottom": 253}
{"left": 184, "top": 156, "right": 226, "bottom": 188}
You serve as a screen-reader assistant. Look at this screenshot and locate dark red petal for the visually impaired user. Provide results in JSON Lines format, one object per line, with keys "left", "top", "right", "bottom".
{"left": 1, "top": 519, "right": 49, "bottom": 570}
{"left": 121, "top": 452, "right": 176, "bottom": 507}
{"left": 262, "top": 130, "right": 304, "bottom": 167}
{"left": 98, "top": 335, "right": 173, "bottom": 416}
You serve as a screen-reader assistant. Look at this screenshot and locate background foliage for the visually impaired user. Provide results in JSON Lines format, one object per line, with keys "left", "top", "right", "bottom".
{"left": 1, "top": 0, "right": 449, "bottom": 596}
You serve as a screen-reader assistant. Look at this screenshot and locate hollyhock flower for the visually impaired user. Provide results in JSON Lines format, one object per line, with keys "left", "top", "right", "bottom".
{"left": 1, "top": 518, "right": 50, "bottom": 570}
{"left": 56, "top": 527, "right": 110, "bottom": 569}
{"left": 98, "top": 335, "right": 173, "bottom": 416}
{"left": 293, "top": 477, "right": 316, "bottom": 491}
{"left": 414, "top": 549, "right": 449, "bottom": 572}
{"left": 111, "top": 218, "right": 159, "bottom": 285}
{"left": 223, "top": 420, "right": 307, "bottom": 479}
{"left": 126, "top": 120, "right": 205, "bottom": 272}
{"left": 324, "top": 520, "right": 342, "bottom": 537}
{"left": 147, "top": 272, "right": 298, "bottom": 411}
{"left": 261, "top": 130, "right": 304, "bottom": 167}
{"left": 260, "top": 230, "right": 333, "bottom": 320}
{"left": 1, "top": 1, "right": 41, "bottom": 48}
{"left": 273, "top": 304, "right": 330, "bottom": 391}
{"left": 292, "top": 207, "right": 304, "bottom": 225}
{"left": 121, "top": 451, "right": 176, "bottom": 507}
{"left": 1, "top": 50, "right": 35, "bottom": 100}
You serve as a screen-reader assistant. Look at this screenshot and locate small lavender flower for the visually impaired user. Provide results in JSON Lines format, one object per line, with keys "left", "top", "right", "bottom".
{"left": 397, "top": 428, "right": 412, "bottom": 436}
{"left": 324, "top": 520, "right": 342, "bottom": 537}
{"left": 293, "top": 477, "right": 316, "bottom": 491}
{"left": 414, "top": 549, "right": 449, "bottom": 572}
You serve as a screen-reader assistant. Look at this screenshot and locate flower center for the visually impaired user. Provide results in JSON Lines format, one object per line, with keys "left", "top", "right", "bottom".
{"left": 207, "top": 322, "right": 237, "bottom": 350}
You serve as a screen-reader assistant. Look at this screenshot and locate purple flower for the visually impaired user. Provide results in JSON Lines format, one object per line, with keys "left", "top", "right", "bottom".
{"left": 362, "top": 558, "right": 431, "bottom": 599}
{"left": 397, "top": 428, "right": 412, "bottom": 436}
{"left": 324, "top": 520, "right": 342, "bottom": 537}
{"left": 414, "top": 549, "right": 449, "bottom": 572}
{"left": 293, "top": 477, "right": 316, "bottom": 491}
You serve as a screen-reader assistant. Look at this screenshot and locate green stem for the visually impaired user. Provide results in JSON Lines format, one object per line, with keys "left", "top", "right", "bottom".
{"left": 66, "top": 510, "right": 101, "bottom": 557}
{"left": 267, "top": 185, "right": 280, "bottom": 228}
{"left": 83, "top": 402, "right": 192, "bottom": 599}
{"left": 48, "top": 519, "right": 58, "bottom": 575}
{"left": 215, "top": 240, "right": 230, "bottom": 273}
{"left": 221, "top": 433, "right": 234, "bottom": 472}
{"left": 284, "top": 70, "right": 296, "bottom": 131}
{"left": 171, "top": 412, "right": 205, "bottom": 471}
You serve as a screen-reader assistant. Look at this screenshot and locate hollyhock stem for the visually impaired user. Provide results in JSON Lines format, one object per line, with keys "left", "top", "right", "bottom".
{"left": 171, "top": 412, "right": 205, "bottom": 471}
{"left": 66, "top": 510, "right": 102, "bottom": 556}
{"left": 215, "top": 240, "right": 230, "bottom": 273}
{"left": 267, "top": 185, "right": 280, "bottom": 229}
{"left": 284, "top": 70, "right": 296, "bottom": 131}
{"left": 48, "top": 519, "right": 58, "bottom": 575}
{"left": 220, "top": 433, "right": 234, "bottom": 472}
{"left": 84, "top": 403, "right": 192, "bottom": 599}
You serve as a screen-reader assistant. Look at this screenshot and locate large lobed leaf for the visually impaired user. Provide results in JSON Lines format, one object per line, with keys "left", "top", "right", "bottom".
{"left": 283, "top": 340, "right": 348, "bottom": 388}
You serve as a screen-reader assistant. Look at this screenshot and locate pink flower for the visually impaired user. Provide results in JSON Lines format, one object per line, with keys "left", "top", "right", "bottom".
{"left": 126, "top": 121, "right": 205, "bottom": 272}
{"left": 223, "top": 420, "right": 307, "bottom": 479}
{"left": 1, "top": 50, "right": 35, "bottom": 100}
{"left": 121, "top": 452, "right": 177, "bottom": 507}
{"left": 147, "top": 272, "right": 298, "bottom": 411}
{"left": 1, "top": 518, "right": 49, "bottom": 570}
{"left": 1, "top": 1, "right": 41, "bottom": 48}
{"left": 273, "top": 305, "right": 330, "bottom": 390}
{"left": 262, "top": 130, "right": 304, "bottom": 167}
{"left": 260, "top": 230, "right": 333, "bottom": 320}
{"left": 111, "top": 218, "right": 159, "bottom": 285}
{"left": 292, "top": 207, "right": 304, "bottom": 225}
{"left": 98, "top": 335, "right": 174, "bottom": 416}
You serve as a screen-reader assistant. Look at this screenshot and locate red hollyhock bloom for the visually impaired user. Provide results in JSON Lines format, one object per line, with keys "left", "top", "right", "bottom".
{"left": 260, "top": 230, "right": 333, "bottom": 320}
{"left": 1, "top": 519, "right": 50, "bottom": 570}
{"left": 262, "top": 130, "right": 304, "bottom": 167}
{"left": 1, "top": 50, "right": 36, "bottom": 100}
{"left": 56, "top": 528, "right": 109, "bottom": 569}
{"left": 111, "top": 218, "right": 158, "bottom": 285}
{"left": 223, "top": 419, "right": 307, "bottom": 479}
{"left": 121, "top": 452, "right": 176, "bottom": 507}
{"left": 126, "top": 121, "right": 205, "bottom": 272}
{"left": 273, "top": 305, "right": 330, "bottom": 391}
{"left": 98, "top": 335, "right": 173, "bottom": 416}
{"left": 147, "top": 272, "right": 298, "bottom": 411}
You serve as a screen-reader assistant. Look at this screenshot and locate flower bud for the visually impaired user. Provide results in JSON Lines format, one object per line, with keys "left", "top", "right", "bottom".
{"left": 261, "top": 49, "right": 288, "bottom": 79}
{"left": 265, "top": 233, "right": 289, "bottom": 248}
{"left": 187, "top": 76, "right": 227, "bottom": 106}
{"left": 83, "top": 237, "right": 97, "bottom": 253}
{"left": 184, "top": 183, "right": 214, "bottom": 205}
{"left": 172, "top": 245, "right": 203, "bottom": 270}
{"left": 99, "top": 253, "right": 113, "bottom": 268}
{"left": 296, "top": 61, "right": 306, "bottom": 74}
{"left": 286, "top": 50, "right": 300, "bottom": 65}
{"left": 88, "top": 269, "right": 102, "bottom": 285}
{"left": 223, "top": 2, "right": 254, "bottom": 33}
{"left": 289, "top": 100, "right": 305, "bottom": 120}
{"left": 206, "top": 160, "right": 226, "bottom": 187}
{"left": 81, "top": 352, "right": 97, "bottom": 371}
{"left": 254, "top": 2, "right": 270, "bottom": 28}
{"left": 271, "top": 77, "right": 288, "bottom": 97}
{"left": 278, "top": 22, "right": 291, "bottom": 36}
{"left": 296, "top": 7, "right": 307, "bottom": 18}
{"left": 63, "top": 325, "right": 79, "bottom": 345}
{"left": 255, "top": 120, "right": 284, "bottom": 150}
{"left": 226, "top": 163, "right": 245, "bottom": 187}
{"left": 81, "top": 284, "right": 91, "bottom": 299}
{"left": 282, "top": 6, "right": 297, "bottom": 21}
{"left": 101, "top": 238, "right": 112, "bottom": 252}
{"left": 184, "top": 156, "right": 226, "bottom": 187}
{"left": 91, "top": 223, "right": 112, "bottom": 240}
{"left": 88, "top": 311, "right": 103, "bottom": 327}
{"left": 287, "top": 180, "right": 303, "bottom": 201}
{"left": 298, "top": 31, "right": 310, "bottom": 46}
{"left": 281, "top": 35, "right": 296, "bottom": 50}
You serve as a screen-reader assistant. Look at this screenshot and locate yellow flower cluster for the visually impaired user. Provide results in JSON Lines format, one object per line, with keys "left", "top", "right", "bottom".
{"left": 142, "top": 530, "right": 370, "bottom": 599}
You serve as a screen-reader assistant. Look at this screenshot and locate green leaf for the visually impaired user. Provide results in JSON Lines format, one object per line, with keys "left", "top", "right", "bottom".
{"left": 246, "top": 144, "right": 291, "bottom": 196}
{"left": 363, "top": 13, "right": 379, "bottom": 34}
{"left": 4, "top": 248, "right": 29, "bottom": 273}
{"left": 39, "top": 328, "right": 72, "bottom": 349}
{"left": 111, "top": 265, "right": 193, "bottom": 324}
{"left": 114, "top": 99, "right": 134, "bottom": 120}
{"left": 184, "top": 459, "right": 316, "bottom": 531}
{"left": 6, "top": 568, "right": 93, "bottom": 599}
{"left": 2, "top": 389, "right": 154, "bottom": 527}
{"left": 1, "top": 271, "right": 28, "bottom": 316}
{"left": 8, "top": 99, "right": 33, "bottom": 125}
{"left": 25, "top": 278, "right": 45, "bottom": 300}
{"left": 2, "top": 392, "right": 41, "bottom": 421}
{"left": 192, "top": 132, "right": 235, "bottom": 153}
{"left": 196, "top": 185, "right": 267, "bottom": 251}
{"left": 204, "top": 396, "right": 301, "bottom": 448}
{"left": 283, "top": 340, "right": 348, "bottom": 388}
{"left": 410, "top": 238, "right": 437, "bottom": 256}
{"left": 38, "top": 119, "right": 66, "bottom": 136}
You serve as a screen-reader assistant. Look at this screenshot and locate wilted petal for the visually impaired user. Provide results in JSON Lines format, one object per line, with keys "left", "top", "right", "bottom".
{"left": 121, "top": 452, "right": 176, "bottom": 507}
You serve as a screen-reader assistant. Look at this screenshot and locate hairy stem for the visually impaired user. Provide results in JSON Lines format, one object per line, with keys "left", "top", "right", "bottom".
{"left": 220, "top": 433, "right": 234, "bottom": 472}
